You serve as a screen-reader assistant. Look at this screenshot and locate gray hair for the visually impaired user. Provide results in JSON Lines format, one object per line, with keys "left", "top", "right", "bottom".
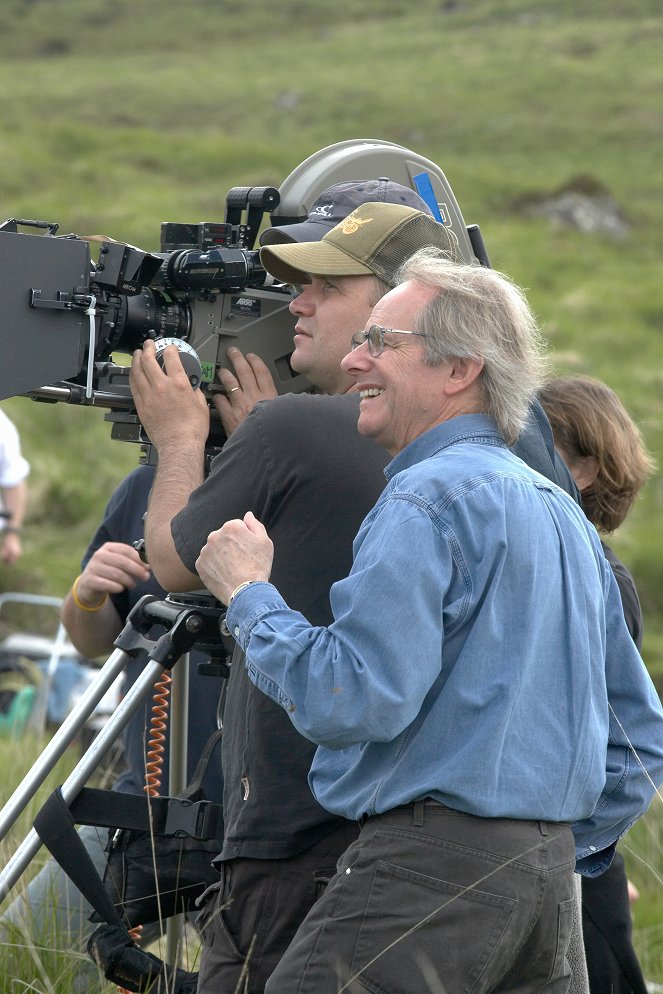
{"left": 397, "top": 248, "right": 549, "bottom": 444}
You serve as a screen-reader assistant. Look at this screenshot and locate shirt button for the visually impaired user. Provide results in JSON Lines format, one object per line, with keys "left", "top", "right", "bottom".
{"left": 589, "top": 846, "right": 597, "bottom": 852}
{"left": 234, "top": 627, "right": 240, "bottom": 637}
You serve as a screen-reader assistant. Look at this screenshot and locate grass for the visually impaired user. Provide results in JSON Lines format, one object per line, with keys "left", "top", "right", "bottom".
{"left": 0, "top": 0, "right": 662, "bottom": 982}
{"left": 0, "top": 729, "right": 200, "bottom": 992}
{"left": 625, "top": 801, "right": 663, "bottom": 982}
{"left": 0, "top": 732, "right": 102, "bottom": 992}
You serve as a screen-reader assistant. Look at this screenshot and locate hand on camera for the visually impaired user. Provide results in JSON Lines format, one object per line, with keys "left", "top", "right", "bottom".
{"left": 214, "top": 347, "right": 278, "bottom": 436}
{"left": 196, "top": 511, "right": 273, "bottom": 605}
{"left": 130, "top": 341, "right": 210, "bottom": 451}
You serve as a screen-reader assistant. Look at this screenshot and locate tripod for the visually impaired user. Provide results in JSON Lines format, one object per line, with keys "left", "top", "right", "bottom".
{"left": 0, "top": 591, "right": 229, "bottom": 966}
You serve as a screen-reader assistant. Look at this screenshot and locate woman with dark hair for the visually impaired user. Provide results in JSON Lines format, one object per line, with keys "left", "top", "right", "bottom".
{"left": 539, "top": 374, "right": 656, "bottom": 994}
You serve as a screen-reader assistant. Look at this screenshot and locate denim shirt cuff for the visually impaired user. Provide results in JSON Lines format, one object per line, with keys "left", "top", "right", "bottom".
{"left": 224, "top": 582, "right": 286, "bottom": 650}
{"left": 574, "top": 842, "right": 617, "bottom": 877}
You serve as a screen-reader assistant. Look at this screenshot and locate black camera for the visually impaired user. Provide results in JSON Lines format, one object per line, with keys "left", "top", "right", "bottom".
{"left": 0, "top": 185, "right": 307, "bottom": 453}
{"left": 0, "top": 139, "right": 487, "bottom": 455}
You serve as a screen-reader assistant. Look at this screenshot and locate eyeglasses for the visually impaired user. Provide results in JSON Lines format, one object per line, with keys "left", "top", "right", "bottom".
{"left": 350, "top": 325, "right": 428, "bottom": 358}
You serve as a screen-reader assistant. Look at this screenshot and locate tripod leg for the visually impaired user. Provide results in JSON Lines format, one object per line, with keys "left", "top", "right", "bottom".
{"left": 0, "top": 648, "right": 131, "bottom": 844}
{"left": 0, "top": 657, "right": 169, "bottom": 903}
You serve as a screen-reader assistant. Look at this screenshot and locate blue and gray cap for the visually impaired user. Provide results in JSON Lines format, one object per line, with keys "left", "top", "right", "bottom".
{"left": 259, "top": 177, "right": 433, "bottom": 247}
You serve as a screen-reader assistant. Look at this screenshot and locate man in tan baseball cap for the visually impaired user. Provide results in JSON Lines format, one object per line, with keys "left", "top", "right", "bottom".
{"left": 260, "top": 201, "right": 460, "bottom": 289}
{"left": 257, "top": 202, "right": 576, "bottom": 493}
{"left": 254, "top": 202, "right": 473, "bottom": 399}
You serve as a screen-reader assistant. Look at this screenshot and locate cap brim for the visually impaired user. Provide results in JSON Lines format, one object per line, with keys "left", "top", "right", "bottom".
{"left": 260, "top": 241, "right": 374, "bottom": 286}
{"left": 259, "top": 219, "right": 335, "bottom": 246}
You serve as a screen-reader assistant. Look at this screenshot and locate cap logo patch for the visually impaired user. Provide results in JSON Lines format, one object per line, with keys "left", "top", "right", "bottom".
{"left": 310, "top": 204, "right": 335, "bottom": 218}
{"left": 340, "top": 212, "right": 373, "bottom": 235}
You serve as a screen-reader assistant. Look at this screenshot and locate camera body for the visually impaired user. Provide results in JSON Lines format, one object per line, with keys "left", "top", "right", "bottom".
{"left": 0, "top": 139, "right": 488, "bottom": 454}
{"left": 0, "top": 194, "right": 305, "bottom": 452}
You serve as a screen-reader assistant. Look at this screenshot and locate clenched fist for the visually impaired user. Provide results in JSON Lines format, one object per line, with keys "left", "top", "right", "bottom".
{"left": 196, "top": 511, "right": 273, "bottom": 605}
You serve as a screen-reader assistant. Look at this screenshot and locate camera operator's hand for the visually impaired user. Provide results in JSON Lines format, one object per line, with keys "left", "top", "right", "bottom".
{"left": 130, "top": 341, "right": 210, "bottom": 451}
{"left": 63, "top": 543, "right": 151, "bottom": 658}
{"left": 129, "top": 340, "right": 207, "bottom": 594}
{"left": 77, "top": 542, "right": 151, "bottom": 600}
{"left": 196, "top": 511, "right": 273, "bottom": 606}
{"left": 214, "top": 347, "right": 278, "bottom": 436}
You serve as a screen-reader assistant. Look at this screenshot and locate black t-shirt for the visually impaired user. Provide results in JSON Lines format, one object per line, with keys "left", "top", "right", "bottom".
{"left": 173, "top": 394, "right": 388, "bottom": 857}
{"left": 84, "top": 464, "right": 223, "bottom": 797}
{"left": 172, "top": 393, "right": 579, "bottom": 859}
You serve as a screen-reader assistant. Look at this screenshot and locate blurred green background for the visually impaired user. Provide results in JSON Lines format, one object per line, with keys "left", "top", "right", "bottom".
{"left": 0, "top": 0, "right": 662, "bottom": 982}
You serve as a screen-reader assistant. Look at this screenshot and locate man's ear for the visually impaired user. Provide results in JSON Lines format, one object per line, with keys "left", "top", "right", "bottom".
{"left": 443, "top": 356, "right": 484, "bottom": 395}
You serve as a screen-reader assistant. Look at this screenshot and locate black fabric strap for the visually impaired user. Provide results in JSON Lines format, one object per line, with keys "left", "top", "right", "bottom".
{"left": 33, "top": 788, "right": 126, "bottom": 928}
{"left": 180, "top": 726, "right": 224, "bottom": 800}
{"left": 69, "top": 786, "right": 222, "bottom": 840}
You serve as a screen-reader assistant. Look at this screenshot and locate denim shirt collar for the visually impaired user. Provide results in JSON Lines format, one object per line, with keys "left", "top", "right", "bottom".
{"left": 384, "top": 413, "right": 507, "bottom": 482}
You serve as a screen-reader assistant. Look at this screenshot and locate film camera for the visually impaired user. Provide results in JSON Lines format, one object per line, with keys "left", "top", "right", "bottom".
{"left": 0, "top": 187, "right": 300, "bottom": 454}
{"left": 0, "top": 138, "right": 487, "bottom": 456}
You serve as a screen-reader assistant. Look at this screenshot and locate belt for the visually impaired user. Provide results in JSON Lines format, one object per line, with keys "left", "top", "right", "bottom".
{"left": 358, "top": 797, "right": 447, "bottom": 828}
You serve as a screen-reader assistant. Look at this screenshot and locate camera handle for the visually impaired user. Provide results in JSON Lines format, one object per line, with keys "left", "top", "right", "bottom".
{"left": 0, "top": 591, "right": 229, "bottom": 903}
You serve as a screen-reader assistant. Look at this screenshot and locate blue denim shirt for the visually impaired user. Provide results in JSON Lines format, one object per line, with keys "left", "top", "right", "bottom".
{"left": 227, "top": 414, "right": 663, "bottom": 873}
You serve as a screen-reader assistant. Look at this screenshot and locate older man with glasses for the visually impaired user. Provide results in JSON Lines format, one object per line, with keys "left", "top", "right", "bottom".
{"left": 196, "top": 244, "right": 663, "bottom": 994}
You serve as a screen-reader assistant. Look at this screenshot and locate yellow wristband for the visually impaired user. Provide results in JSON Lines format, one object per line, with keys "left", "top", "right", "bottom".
{"left": 72, "top": 574, "right": 109, "bottom": 612}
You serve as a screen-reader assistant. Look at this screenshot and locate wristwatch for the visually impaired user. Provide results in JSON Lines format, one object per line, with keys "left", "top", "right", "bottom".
{"left": 228, "top": 580, "right": 259, "bottom": 605}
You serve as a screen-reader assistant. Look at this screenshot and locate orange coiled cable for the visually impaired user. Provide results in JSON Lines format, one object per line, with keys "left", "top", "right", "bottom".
{"left": 116, "top": 670, "right": 172, "bottom": 994}
{"left": 144, "top": 670, "right": 172, "bottom": 797}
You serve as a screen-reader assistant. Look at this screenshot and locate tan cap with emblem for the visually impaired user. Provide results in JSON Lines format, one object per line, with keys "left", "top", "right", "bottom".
{"left": 259, "top": 202, "right": 459, "bottom": 288}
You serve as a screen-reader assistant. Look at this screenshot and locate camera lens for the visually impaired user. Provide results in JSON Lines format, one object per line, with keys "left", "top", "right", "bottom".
{"left": 98, "top": 288, "right": 192, "bottom": 357}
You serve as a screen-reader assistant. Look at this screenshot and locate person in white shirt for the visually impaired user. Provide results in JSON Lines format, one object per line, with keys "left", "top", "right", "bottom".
{"left": 0, "top": 409, "right": 30, "bottom": 566}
